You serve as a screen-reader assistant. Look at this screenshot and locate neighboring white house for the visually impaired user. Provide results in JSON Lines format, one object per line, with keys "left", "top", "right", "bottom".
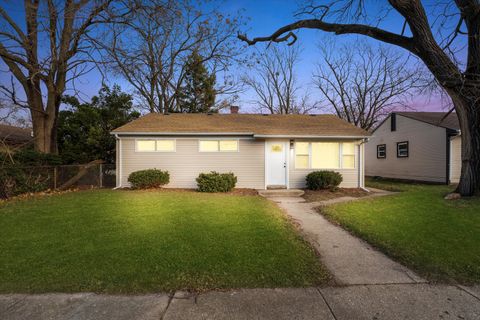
{"left": 365, "top": 112, "right": 461, "bottom": 184}
{"left": 112, "top": 109, "right": 371, "bottom": 190}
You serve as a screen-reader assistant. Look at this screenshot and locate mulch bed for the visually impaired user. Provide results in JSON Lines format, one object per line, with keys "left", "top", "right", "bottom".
{"left": 302, "top": 188, "right": 369, "bottom": 202}
{"left": 121, "top": 187, "right": 259, "bottom": 196}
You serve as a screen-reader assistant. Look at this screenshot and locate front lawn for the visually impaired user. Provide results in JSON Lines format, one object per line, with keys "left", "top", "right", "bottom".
{"left": 320, "top": 179, "right": 480, "bottom": 283}
{"left": 0, "top": 190, "right": 328, "bottom": 293}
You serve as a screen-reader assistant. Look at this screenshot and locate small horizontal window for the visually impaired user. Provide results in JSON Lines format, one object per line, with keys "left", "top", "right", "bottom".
{"left": 199, "top": 140, "right": 238, "bottom": 152}
{"left": 377, "top": 144, "right": 386, "bottom": 159}
{"left": 136, "top": 139, "right": 175, "bottom": 152}
{"left": 397, "top": 141, "right": 409, "bottom": 158}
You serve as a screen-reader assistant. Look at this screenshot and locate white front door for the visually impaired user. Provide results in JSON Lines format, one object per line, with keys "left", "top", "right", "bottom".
{"left": 266, "top": 141, "right": 287, "bottom": 187}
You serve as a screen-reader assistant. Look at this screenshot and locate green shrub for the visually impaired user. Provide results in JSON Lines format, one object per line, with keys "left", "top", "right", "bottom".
{"left": 306, "top": 171, "right": 343, "bottom": 191}
{"left": 196, "top": 171, "right": 237, "bottom": 192}
{"left": 128, "top": 169, "right": 170, "bottom": 189}
{"left": 0, "top": 167, "right": 51, "bottom": 199}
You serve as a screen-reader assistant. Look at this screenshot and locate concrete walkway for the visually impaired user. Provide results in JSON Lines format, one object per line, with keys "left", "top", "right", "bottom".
{"left": 270, "top": 193, "right": 425, "bottom": 285}
{"left": 1, "top": 285, "right": 479, "bottom": 319}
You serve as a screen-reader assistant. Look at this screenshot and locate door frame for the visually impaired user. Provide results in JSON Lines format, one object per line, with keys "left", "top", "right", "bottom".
{"left": 264, "top": 140, "right": 289, "bottom": 189}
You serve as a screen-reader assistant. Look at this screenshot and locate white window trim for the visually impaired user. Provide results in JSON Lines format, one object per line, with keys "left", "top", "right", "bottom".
{"left": 198, "top": 139, "right": 240, "bottom": 153}
{"left": 135, "top": 138, "right": 176, "bottom": 153}
{"left": 294, "top": 142, "right": 356, "bottom": 170}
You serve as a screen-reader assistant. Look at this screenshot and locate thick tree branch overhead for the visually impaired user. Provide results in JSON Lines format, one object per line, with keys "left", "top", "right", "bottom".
{"left": 238, "top": 19, "right": 414, "bottom": 51}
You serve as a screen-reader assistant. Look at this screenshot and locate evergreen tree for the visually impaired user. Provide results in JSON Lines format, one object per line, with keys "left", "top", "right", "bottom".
{"left": 177, "top": 51, "right": 216, "bottom": 113}
{"left": 58, "top": 85, "right": 140, "bottom": 164}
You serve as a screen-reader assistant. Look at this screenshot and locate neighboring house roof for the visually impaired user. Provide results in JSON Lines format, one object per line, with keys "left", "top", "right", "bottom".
{"left": 0, "top": 124, "right": 33, "bottom": 144}
{"left": 112, "top": 113, "right": 370, "bottom": 138}
{"left": 395, "top": 112, "right": 460, "bottom": 131}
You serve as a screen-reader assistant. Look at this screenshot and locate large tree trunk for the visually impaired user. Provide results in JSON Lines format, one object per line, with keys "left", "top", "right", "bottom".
{"left": 452, "top": 90, "right": 480, "bottom": 196}
{"left": 31, "top": 113, "right": 57, "bottom": 154}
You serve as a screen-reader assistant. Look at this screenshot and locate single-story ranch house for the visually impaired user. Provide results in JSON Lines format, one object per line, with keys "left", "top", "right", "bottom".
{"left": 112, "top": 110, "right": 371, "bottom": 190}
{"left": 365, "top": 112, "right": 461, "bottom": 184}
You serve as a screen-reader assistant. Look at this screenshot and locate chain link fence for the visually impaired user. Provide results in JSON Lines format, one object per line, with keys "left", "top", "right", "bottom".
{"left": 0, "top": 163, "right": 116, "bottom": 199}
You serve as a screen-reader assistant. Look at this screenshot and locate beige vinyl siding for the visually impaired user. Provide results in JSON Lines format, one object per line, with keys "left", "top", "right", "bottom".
{"left": 365, "top": 114, "right": 447, "bottom": 183}
{"left": 119, "top": 137, "right": 264, "bottom": 189}
{"left": 289, "top": 139, "right": 362, "bottom": 188}
{"left": 450, "top": 135, "right": 461, "bottom": 183}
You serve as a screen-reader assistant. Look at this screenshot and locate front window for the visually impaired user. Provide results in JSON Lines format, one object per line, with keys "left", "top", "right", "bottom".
{"left": 312, "top": 142, "right": 340, "bottom": 169}
{"left": 136, "top": 139, "right": 175, "bottom": 152}
{"left": 342, "top": 143, "right": 356, "bottom": 169}
{"left": 295, "top": 142, "right": 355, "bottom": 169}
{"left": 199, "top": 140, "right": 238, "bottom": 152}
{"left": 295, "top": 142, "right": 309, "bottom": 169}
{"left": 397, "top": 141, "right": 409, "bottom": 158}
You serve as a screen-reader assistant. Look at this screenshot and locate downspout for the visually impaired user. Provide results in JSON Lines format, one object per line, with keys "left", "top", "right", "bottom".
{"left": 113, "top": 134, "right": 122, "bottom": 189}
{"left": 359, "top": 138, "right": 369, "bottom": 192}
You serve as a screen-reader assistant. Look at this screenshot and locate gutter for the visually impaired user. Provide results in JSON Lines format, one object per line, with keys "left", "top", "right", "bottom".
{"left": 110, "top": 132, "right": 371, "bottom": 139}
{"left": 110, "top": 131, "right": 255, "bottom": 136}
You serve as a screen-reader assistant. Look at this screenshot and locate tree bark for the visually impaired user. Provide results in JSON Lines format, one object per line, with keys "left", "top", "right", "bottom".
{"left": 449, "top": 88, "right": 480, "bottom": 196}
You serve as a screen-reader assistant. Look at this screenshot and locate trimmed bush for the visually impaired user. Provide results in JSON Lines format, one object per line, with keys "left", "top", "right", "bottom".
{"left": 306, "top": 171, "right": 343, "bottom": 191}
{"left": 128, "top": 169, "right": 169, "bottom": 189}
{"left": 196, "top": 171, "right": 237, "bottom": 192}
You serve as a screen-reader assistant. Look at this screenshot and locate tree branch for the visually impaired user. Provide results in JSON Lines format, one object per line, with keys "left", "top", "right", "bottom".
{"left": 238, "top": 19, "right": 414, "bottom": 51}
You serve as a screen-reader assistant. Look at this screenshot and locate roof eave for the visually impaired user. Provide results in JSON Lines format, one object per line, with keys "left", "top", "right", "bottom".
{"left": 110, "top": 131, "right": 255, "bottom": 136}
{"left": 110, "top": 131, "right": 370, "bottom": 139}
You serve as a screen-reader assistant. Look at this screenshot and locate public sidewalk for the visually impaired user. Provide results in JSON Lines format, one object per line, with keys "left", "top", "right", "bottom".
{"left": 1, "top": 285, "right": 479, "bottom": 319}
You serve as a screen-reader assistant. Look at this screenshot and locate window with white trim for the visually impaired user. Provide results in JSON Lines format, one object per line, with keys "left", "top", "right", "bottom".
{"left": 199, "top": 140, "right": 238, "bottom": 152}
{"left": 397, "top": 141, "right": 409, "bottom": 158}
{"left": 377, "top": 144, "right": 386, "bottom": 159}
{"left": 136, "top": 139, "right": 175, "bottom": 152}
{"left": 295, "top": 142, "right": 356, "bottom": 169}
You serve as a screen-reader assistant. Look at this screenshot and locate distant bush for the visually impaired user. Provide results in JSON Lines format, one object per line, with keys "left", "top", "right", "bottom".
{"left": 0, "top": 167, "right": 51, "bottom": 199}
{"left": 306, "top": 171, "right": 343, "bottom": 191}
{"left": 128, "top": 169, "right": 170, "bottom": 189}
{"left": 196, "top": 171, "right": 237, "bottom": 192}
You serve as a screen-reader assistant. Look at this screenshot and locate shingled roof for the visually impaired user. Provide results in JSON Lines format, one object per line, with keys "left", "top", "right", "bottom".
{"left": 112, "top": 113, "right": 370, "bottom": 138}
{"left": 0, "top": 124, "right": 32, "bottom": 144}
{"left": 396, "top": 112, "right": 460, "bottom": 131}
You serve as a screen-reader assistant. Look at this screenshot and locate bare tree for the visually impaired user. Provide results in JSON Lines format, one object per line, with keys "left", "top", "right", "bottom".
{"left": 239, "top": 1, "right": 480, "bottom": 197}
{"left": 97, "top": 0, "right": 243, "bottom": 113}
{"left": 243, "top": 44, "right": 317, "bottom": 114}
{"left": 314, "top": 42, "right": 420, "bottom": 130}
{"left": 0, "top": 0, "right": 124, "bottom": 153}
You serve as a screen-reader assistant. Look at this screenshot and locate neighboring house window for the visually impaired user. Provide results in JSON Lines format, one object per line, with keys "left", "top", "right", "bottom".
{"left": 295, "top": 142, "right": 355, "bottom": 169}
{"left": 377, "top": 144, "right": 386, "bottom": 159}
{"left": 397, "top": 141, "right": 409, "bottom": 158}
{"left": 199, "top": 140, "right": 238, "bottom": 152}
{"left": 136, "top": 139, "right": 176, "bottom": 152}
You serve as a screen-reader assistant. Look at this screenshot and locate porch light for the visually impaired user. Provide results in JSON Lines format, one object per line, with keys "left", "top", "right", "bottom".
{"left": 290, "top": 140, "right": 294, "bottom": 149}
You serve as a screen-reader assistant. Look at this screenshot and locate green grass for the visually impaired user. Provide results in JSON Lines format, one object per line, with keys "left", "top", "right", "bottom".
{"left": 321, "top": 179, "right": 480, "bottom": 284}
{"left": 0, "top": 190, "right": 329, "bottom": 293}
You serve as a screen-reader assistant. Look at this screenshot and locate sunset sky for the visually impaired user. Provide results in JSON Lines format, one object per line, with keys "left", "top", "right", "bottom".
{"left": 0, "top": 0, "right": 463, "bottom": 117}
